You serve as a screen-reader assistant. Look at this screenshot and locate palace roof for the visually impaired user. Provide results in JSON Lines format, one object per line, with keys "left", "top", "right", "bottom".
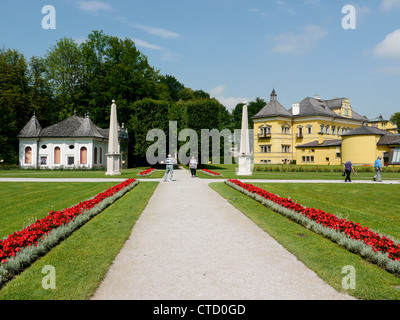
{"left": 296, "top": 139, "right": 342, "bottom": 148}
{"left": 252, "top": 90, "right": 368, "bottom": 122}
{"left": 341, "top": 125, "right": 392, "bottom": 136}
{"left": 18, "top": 114, "right": 128, "bottom": 140}
{"left": 378, "top": 134, "right": 400, "bottom": 146}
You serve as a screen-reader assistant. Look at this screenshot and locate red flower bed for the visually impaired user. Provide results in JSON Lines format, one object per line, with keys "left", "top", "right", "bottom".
{"left": 137, "top": 168, "right": 156, "bottom": 176}
{"left": 0, "top": 178, "right": 137, "bottom": 264}
{"left": 228, "top": 179, "right": 400, "bottom": 262}
{"left": 201, "top": 169, "right": 221, "bottom": 176}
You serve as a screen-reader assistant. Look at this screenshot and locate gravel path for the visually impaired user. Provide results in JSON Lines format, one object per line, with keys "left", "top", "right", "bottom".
{"left": 90, "top": 167, "right": 354, "bottom": 300}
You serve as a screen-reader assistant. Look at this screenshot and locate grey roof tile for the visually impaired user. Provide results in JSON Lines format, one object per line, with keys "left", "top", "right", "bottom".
{"left": 288, "top": 97, "right": 339, "bottom": 118}
{"left": 342, "top": 125, "right": 393, "bottom": 136}
{"left": 18, "top": 116, "right": 42, "bottom": 138}
{"left": 296, "top": 139, "right": 342, "bottom": 148}
{"left": 39, "top": 115, "right": 105, "bottom": 138}
{"left": 378, "top": 134, "right": 400, "bottom": 146}
{"left": 252, "top": 100, "right": 292, "bottom": 119}
{"left": 19, "top": 115, "right": 128, "bottom": 140}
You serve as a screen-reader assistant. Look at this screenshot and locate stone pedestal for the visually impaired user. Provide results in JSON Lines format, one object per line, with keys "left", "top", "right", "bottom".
{"left": 106, "top": 153, "right": 121, "bottom": 176}
{"left": 237, "top": 155, "right": 252, "bottom": 176}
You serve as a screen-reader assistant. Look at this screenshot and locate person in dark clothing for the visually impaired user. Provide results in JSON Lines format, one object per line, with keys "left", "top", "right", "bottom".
{"left": 343, "top": 160, "right": 357, "bottom": 182}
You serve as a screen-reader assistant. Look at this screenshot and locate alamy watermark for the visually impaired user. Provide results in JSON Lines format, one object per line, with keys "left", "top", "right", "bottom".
{"left": 42, "top": 265, "right": 56, "bottom": 290}
{"left": 342, "top": 5, "right": 356, "bottom": 30}
{"left": 42, "top": 5, "right": 56, "bottom": 30}
{"left": 341, "top": 265, "right": 356, "bottom": 290}
{"left": 146, "top": 121, "right": 253, "bottom": 165}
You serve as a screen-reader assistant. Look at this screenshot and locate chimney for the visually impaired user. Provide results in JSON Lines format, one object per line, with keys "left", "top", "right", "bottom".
{"left": 292, "top": 102, "right": 300, "bottom": 116}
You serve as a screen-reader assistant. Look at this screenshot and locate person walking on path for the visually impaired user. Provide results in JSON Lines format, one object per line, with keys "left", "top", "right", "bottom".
{"left": 373, "top": 156, "right": 383, "bottom": 182}
{"left": 189, "top": 156, "right": 198, "bottom": 178}
{"left": 163, "top": 154, "right": 174, "bottom": 182}
{"left": 343, "top": 160, "right": 357, "bottom": 182}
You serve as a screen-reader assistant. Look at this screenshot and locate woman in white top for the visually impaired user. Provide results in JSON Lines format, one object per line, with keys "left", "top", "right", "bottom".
{"left": 189, "top": 156, "right": 197, "bottom": 178}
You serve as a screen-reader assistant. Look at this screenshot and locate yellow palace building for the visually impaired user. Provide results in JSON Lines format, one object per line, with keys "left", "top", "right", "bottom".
{"left": 252, "top": 89, "right": 400, "bottom": 167}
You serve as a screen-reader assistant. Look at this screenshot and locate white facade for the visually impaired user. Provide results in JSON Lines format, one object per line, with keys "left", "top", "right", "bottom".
{"left": 18, "top": 115, "right": 129, "bottom": 169}
{"left": 19, "top": 138, "right": 109, "bottom": 169}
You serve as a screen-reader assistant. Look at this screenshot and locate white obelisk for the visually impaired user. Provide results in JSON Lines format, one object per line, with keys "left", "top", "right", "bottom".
{"left": 105, "top": 100, "right": 121, "bottom": 175}
{"left": 237, "top": 102, "right": 252, "bottom": 176}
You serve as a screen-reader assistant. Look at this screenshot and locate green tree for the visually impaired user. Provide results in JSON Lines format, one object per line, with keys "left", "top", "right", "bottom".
{"left": 0, "top": 49, "right": 31, "bottom": 164}
{"left": 27, "top": 56, "right": 56, "bottom": 127}
{"left": 181, "top": 98, "right": 232, "bottom": 164}
{"left": 159, "top": 75, "right": 185, "bottom": 101}
{"left": 231, "top": 97, "right": 266, "bottom": 130}
{"left": 127, "top": 99, "right": 173, "bottom": 166}
{"left": 177, "top": 87, "right": 196, "bottom": 101}
{"left": 45, "top": 37, "right": 83, "bottom": 119}
{"left": 390, "top": 112, "right": 400, "bottom": 133}
{"left": 79, "top": 31, "right": 162, "bottom": 127}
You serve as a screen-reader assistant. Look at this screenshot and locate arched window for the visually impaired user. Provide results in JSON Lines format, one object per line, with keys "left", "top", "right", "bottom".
{"left": 25, "top": 147, "right": 32, "bottom": 164}
{"left": 54, "top": 147, "right": 61, "bottom": 164}
{"left": 80, "top": 147, "right": 87, "bottom": 164}
{"left": 94, "top": 147, "right": 98, "bottom": 164}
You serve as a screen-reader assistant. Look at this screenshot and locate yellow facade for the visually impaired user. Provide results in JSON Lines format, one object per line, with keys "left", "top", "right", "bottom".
{"left": 254, "top": 118, "right": 292, "bottom": 164}
{"left": 254, "top": 116, "right": 361, "bottom": 165}
{"left": 252, "top": 90, "right": 400, "bottom": 166}
{"left": 341, "top": 135, "right": 381, "bottom": 165}
{"left": 296, "top": 145, "right": 342, "bottom": 166}
{"left": 367, "top": 114, "right": 398, "bottom": 134}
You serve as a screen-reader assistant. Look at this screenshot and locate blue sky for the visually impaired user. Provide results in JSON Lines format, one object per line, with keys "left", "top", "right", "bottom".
{"left": 1, "top": 0, "right": 399, "bottom": 119}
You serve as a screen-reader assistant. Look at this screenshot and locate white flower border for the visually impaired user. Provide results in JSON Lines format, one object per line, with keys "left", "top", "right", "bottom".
{"left": 137, "top": 169, "right": 157, "bottom": 177}
{"left": 0, "top": 180, "right": 140, "bottom": 287}
{"left": 201, "top": 169, "right": 222, "bottom": 177}
{"left": 225, "top": 180, "right": 400, "bottom": 276}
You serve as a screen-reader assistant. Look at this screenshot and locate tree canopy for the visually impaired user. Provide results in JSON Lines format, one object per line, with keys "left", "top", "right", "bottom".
{"left": 0, "top": 31, "right": 238, "bottom": 166}
{"left": 390, "top": 112, "right": 400, "bottom": 133}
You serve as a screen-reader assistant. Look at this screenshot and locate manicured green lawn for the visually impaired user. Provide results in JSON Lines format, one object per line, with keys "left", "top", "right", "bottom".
{"left": 2, "top": 164, "right": 399, "bottom": 180}
{"left": 0, "top": 182, "right": 158, "bottom": 300}
{"left": 210, "top": 182, "right": 400, "bottom": 300}
{"left": 0, "top": 167, "right": 164, "bottom": 179}
{"left": 253, "top": 183, "right": 400, "bottom": 240}
{"left": 196, "top": 163, "right": 400, "bottom": 180}
{"left": 0, "top": 182, "right": 116, "bottom": 239}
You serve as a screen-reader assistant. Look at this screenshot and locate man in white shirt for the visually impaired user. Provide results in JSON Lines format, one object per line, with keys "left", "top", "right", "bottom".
{"left": 163, "top": 154, "right": 174, "bottom": 182}
{"left": 189, "top": 156, "right": 197, "bottom": 177}
{"left": 373, "top": 156, "right": 382, "bottom": 182}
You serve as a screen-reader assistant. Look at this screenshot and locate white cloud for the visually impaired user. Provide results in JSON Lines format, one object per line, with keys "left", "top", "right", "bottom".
{"left": 76, "top": 1, "right": 113, "bottom": 13}
{"left": 209, "top": 85, "right": 226, "bottom": 96}
{"left": 132, "top": 38, "right": 163, "bottom": 51}
{"left": 160, "top": 51, "right": 182, "bottom": 62}
{"left": 131, "top": 38, "right": 181, "bottom": 62}
{"left": 73, "top": 37, "right": 88, "bottom": 45}
{"left": 269, "top": 25, "right": 327, "bottom": 55}
{"left": 381, "top": 0, "right": 400, "bottom": 11}
{"left": 275, "top": 1, "right": 296, "bottom": 16}
{"left": 374, "top": 66, "right": 400, "bottom": 74}
{"left": 209, "top": 86, "right": 250, "bottom": 110}
{"left": 249, "top": 7, "right": 269, "bottom": 18}
{"left": 374, "top": 29, "right": 400, "bottom": 60}
{"left": 134, "top": 24, "right": 180, "bottom": 39}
